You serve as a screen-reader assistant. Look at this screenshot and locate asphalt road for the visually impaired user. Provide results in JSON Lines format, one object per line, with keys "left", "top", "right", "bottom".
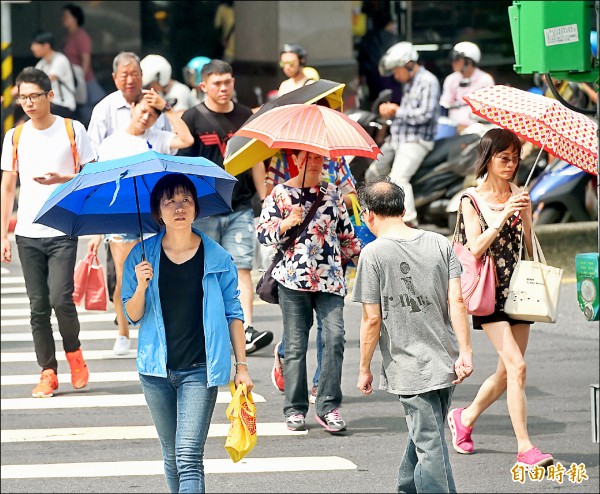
{"left": 1, "top": 234, "right": 598, "bottom": 493}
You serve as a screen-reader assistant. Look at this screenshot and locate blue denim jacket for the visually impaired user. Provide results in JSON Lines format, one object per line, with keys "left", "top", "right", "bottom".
{"left": 121, "top": 228, "right": 244, "bottom": 387}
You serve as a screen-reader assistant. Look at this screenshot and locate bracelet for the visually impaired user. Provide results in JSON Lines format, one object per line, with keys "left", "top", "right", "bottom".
{"left": 234, "top": 361, "right": 248, "bottom": 367}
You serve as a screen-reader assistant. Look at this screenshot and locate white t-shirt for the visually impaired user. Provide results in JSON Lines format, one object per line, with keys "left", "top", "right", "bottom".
{"left": 87, "top": 90, "right": 171, "bottom": 151}
{"left": 36, "top": 52, "right": 76, "bottom": 111}
{"left": 97, "top": 128, "right": 176, "bottom": 161}
{"left": 0, "top": 117, "right": 96, "bottom": 238}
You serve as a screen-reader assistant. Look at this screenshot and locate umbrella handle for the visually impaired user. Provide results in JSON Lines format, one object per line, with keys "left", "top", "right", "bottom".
{"left": 132, "top": 177, "right": 147, "bottom": 263}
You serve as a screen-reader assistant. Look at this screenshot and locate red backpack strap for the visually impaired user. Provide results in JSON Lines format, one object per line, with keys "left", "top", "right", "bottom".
{"left": 11, "top": 124, "right": 25, "bottom": 175}
{"left": 64, "top": 118, "right": 80, "bottom": 173}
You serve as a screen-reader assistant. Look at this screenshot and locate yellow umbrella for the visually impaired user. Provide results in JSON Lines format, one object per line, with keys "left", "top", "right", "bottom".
{"left": 224, "top": 79, "right": 345, "bottom": 176}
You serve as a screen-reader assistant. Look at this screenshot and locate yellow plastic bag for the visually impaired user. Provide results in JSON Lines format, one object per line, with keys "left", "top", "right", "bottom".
{"left": 224, "top": 382, "right": 257, "bottom": 462}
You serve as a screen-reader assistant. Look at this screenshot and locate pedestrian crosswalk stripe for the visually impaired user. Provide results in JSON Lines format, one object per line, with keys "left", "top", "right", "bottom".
{"left": 1, "top": 267, "right": 9, "bottom": 274}
{"left": 0, "top": 296, "right": 30, "bottom": 304}
{"left": 1, "top": 423, "right": 305, "bottom": 442}
{"left": 2, "top": 371, "right": 140, "bottom": 385}
{"left": 0, "top": 277, "right": 25, "bottom": 284}
{"left": 1, "top": 329, "right": 137, "bottom": 342}
{"left": 0, "top": 286, "right": 26, "bottom": 294}
{"left": 1, "top": 314, "right": 119, "bottom": 327}
{"left": 2, "top": 349, "right": 137, "bottom": 362}
{"left": 1, "top": 392, "right": 266, "bottom": 410}
{"left": 1, "top": 457, "right": 357, "bottom": 478}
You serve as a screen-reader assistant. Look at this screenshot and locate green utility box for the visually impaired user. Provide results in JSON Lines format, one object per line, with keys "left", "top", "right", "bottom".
{"left": 509, "top": 0, "right": 592, "bottom": 75}
{"left": 576, "top": 252, "right": 600, "bottom": 322}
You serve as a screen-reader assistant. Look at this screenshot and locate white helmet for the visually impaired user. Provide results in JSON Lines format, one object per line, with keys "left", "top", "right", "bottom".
{"left": 452, "top": 42, "right": 481, "bottom": 64}
{"left": 141, "top": 54, "right": 172, "bottom": 87}
{"left": 378, "top": 42, "right": 419, "bottom": 76}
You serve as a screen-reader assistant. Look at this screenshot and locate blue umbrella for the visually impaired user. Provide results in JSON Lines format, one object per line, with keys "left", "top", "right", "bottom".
{"left": 34, "top": 150, "right": 237, "bottom": 258}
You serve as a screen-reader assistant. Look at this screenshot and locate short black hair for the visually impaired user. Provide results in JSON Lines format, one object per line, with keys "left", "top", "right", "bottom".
{"left": 32, "top": 32, "right": 55, "bottom": 49}
{"left": 63, "top": 3, "right": 85, "bottom": 26}
{"left": 15, "top": 67, "right": 52, "bottom": 93}
{"left": 132, "top": 93, "right": 160, "bottom": 116}
{"left": 150, "top": 174, "right": 200, "bottom": 226}
{"left": 200, "top": 59, "right": 232, "bottom": 81}
{"left": 358, "top": 176, "right": 405, "bottom": 218}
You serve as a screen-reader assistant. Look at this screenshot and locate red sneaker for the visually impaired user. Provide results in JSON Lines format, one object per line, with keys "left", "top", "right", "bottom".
{"left": 517, "top": 447, "right": 553, "bottom": 468}
{"left": 32, "top": 369, "right": 58, "bottom": 398}
{"left": 65, "top": 348, "right": 89, "bottom": 389}
{"left": 271, "top": 341, "right": 284, "bottom": 392}
{"left": 447, "top": 407, "right": 474, "bottom": 454}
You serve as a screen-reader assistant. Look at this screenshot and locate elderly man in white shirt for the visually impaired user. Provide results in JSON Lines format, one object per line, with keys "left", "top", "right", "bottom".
{"left": 87, "top": 52, "right": 170, "bottom": 150}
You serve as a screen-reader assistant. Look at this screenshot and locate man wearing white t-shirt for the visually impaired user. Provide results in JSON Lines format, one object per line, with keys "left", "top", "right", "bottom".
{"left": 31, "top": 32, "right": 76, "bottom": 118}
{"left": 93, "top": 88, "right": 193, "bottom": 356}
{"left": 0, "top": 68, "right": 96, "bottom": 398}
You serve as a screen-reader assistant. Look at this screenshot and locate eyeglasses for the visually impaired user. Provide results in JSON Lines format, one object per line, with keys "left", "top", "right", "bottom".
{"left": 494, "top": 155, "right": 521, "bottom": 166}
{"left": 279, "top": 60, "right": 297, "bottom": 68}
{"left": 18, "top": 92, "right": 48, "bottom": 103}
{"left": 359, "top": 208, "right": 368, "bottom": 222}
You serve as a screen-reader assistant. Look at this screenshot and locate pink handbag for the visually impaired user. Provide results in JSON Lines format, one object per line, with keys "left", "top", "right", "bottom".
{"left": 452, "top": 193, "right": 497, "bottom": 316}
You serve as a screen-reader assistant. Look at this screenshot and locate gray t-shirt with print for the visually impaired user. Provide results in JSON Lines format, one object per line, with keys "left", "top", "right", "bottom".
{"left": 352, "top": 230, "right": 463, "bottom": 395}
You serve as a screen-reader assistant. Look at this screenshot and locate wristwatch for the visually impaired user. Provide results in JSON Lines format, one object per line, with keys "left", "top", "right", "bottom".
{"left": 492, "top": 218, "right": 504, "bottom": 231}
{"left": 161, "top": 102, "right": 172, "bottom": 113}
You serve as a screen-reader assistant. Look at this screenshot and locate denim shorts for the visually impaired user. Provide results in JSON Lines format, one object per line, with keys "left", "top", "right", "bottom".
{"left": 104, "top": 232, "right": 140, "bottom": 243}
{"left": 192, "top": 208, "right": 255, "bottom": 269}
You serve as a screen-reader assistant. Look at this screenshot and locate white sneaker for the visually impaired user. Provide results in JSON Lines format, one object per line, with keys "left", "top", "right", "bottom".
{"left": 113, "top": 336, "right": 131, "bottom": 356}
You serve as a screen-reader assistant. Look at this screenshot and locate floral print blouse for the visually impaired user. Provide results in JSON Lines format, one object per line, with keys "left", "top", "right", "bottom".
{"left": 257, "top": 182, "right": 361, "bottom": 296}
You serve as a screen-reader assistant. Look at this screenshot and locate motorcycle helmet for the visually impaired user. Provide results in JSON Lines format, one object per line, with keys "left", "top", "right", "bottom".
{"left": 378, "top": 41, "right": 418, "bottom": 76}
{"left": 280, "top": 43, "right": 307, "bottom": 66}
{"left": 451, "top": 42, "right": 481, "bottom": 64}
{"left": 141, "top": 54, "right": 172, "bottom": 88}
{"left": 182, "top": 56, "right": 211, "bottom": 88}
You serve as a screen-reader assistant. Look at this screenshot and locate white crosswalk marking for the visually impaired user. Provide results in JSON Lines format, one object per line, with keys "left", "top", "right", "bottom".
{"left": 1, "top": 457, "right": 357, "bottom": 478}
{"left": 2, "top": 257, "right": 358, "bottom": 489}
{"left": 1, "top": 423, "right": 306, "bottom": 442}
{"left": 1, "top": 392, "right": 266, "bottom": 410}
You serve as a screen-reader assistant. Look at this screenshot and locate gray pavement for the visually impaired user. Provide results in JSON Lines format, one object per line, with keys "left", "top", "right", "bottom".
{"left": 1, "top": 234, "right": 599, "bottom": 493}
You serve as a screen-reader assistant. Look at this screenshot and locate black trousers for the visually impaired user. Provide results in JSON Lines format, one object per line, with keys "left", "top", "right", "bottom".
{"left": 15, "top": 235, "right": 81, "bottom": 373}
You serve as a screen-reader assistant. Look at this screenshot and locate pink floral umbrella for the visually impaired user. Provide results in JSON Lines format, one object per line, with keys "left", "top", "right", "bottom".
{"left": 464, "top": 85, "right": 598, "bottom": 177}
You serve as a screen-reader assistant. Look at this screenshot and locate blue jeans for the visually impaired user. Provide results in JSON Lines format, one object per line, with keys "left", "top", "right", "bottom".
{"left": 192, "top": 209, "right": 255, "bottom": 270}
{"left": 139, "top": 365, "right": 218, "bottom": 493}
{"left": 279, "top": 317, "right": 323, "bottom": 387}
{"left": 397, "top": 387, "right": 456, "bottom": 494}
{"left": 278, "top": 284, "right": 345, "bottom": 418}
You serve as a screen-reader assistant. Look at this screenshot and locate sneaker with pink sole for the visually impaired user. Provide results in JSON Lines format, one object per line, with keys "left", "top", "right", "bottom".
{"left": 516, "top": 447, "right": 553, "bottom": 469}
{"left": 447, "top": 407, "right": 474, "bottom": 454}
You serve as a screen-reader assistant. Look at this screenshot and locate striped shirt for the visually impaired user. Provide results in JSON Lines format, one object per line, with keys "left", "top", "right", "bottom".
{"left": 390, "top": 66, "right": 440, "bottom": 144}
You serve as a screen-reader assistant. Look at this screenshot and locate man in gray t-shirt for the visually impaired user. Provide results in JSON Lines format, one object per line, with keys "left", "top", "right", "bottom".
{"left": 352, "top": 177, "right": 472, "bottom": 494}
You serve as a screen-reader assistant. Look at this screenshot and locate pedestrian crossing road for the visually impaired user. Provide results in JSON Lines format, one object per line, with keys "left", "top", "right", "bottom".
{"left": 1, "top": 256, "right": 358, "bottom": 492}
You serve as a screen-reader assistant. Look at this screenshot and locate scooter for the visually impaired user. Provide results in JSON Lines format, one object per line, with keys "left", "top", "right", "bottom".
{"left": 346, "top": 101, "right": 495, "bottom": 227}
{"left": 530, "top": 158, "right": 598, "bottom": 224}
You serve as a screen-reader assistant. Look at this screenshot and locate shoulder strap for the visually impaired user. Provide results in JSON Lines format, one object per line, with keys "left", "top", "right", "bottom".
{"left": 64, "top": 118, "right": 80, "bottom": 173}
{"left": 195, "top": 103, "right": 228, "bottom": 142}
{"left": 11, "top": 124, "right": 25, "bottom": 175}
{"left": 462, "top": 188, "right": 496, "bottom": 227}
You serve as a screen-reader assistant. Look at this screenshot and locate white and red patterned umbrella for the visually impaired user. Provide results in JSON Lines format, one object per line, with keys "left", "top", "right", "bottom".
{"left": 234, "top": 104, "right": 381, "bottom": 160}
{"left": 464, "top": 85, "right": 598, "bottom": 176}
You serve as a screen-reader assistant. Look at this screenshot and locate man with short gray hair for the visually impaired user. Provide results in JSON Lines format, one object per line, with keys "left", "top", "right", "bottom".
{"left": 352, "top": 177, "right": 473, "bottom": 493}
{"left": 87, "top": 51, "right": 170, "bottom": 150}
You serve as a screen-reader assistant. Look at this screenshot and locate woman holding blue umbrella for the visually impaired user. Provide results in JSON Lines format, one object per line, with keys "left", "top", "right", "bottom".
{"left": 93, "top": 89, "right": 194, "bottom": 356}
{"left": 122, "top": 173, "right": 252, "bottom": 494}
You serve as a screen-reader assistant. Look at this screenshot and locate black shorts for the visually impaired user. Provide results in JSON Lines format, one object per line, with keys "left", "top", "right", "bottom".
{"left": 472, "top": 310, "right": 534, "bottom": 330}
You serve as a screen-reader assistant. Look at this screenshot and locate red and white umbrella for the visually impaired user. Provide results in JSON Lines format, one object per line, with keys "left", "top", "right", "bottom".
{"left": 464, "top": 85, "right": 598, "bottom": 176}
{"left": 234, "top": 104, "right": 381, "bottom": 160}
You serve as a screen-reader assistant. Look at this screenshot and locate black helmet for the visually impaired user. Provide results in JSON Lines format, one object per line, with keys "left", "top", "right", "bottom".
{"left": 280, "top": 43, "right": 307, "bottom": 64}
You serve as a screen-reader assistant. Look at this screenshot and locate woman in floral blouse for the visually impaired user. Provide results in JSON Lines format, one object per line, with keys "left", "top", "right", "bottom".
{"left": 257, "top": 149, "right": 360, "bottom": 434}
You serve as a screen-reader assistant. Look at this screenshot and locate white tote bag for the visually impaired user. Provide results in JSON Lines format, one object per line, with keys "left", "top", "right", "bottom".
{"left": 504, "top": 227, "right": 563, "bottom": 323}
